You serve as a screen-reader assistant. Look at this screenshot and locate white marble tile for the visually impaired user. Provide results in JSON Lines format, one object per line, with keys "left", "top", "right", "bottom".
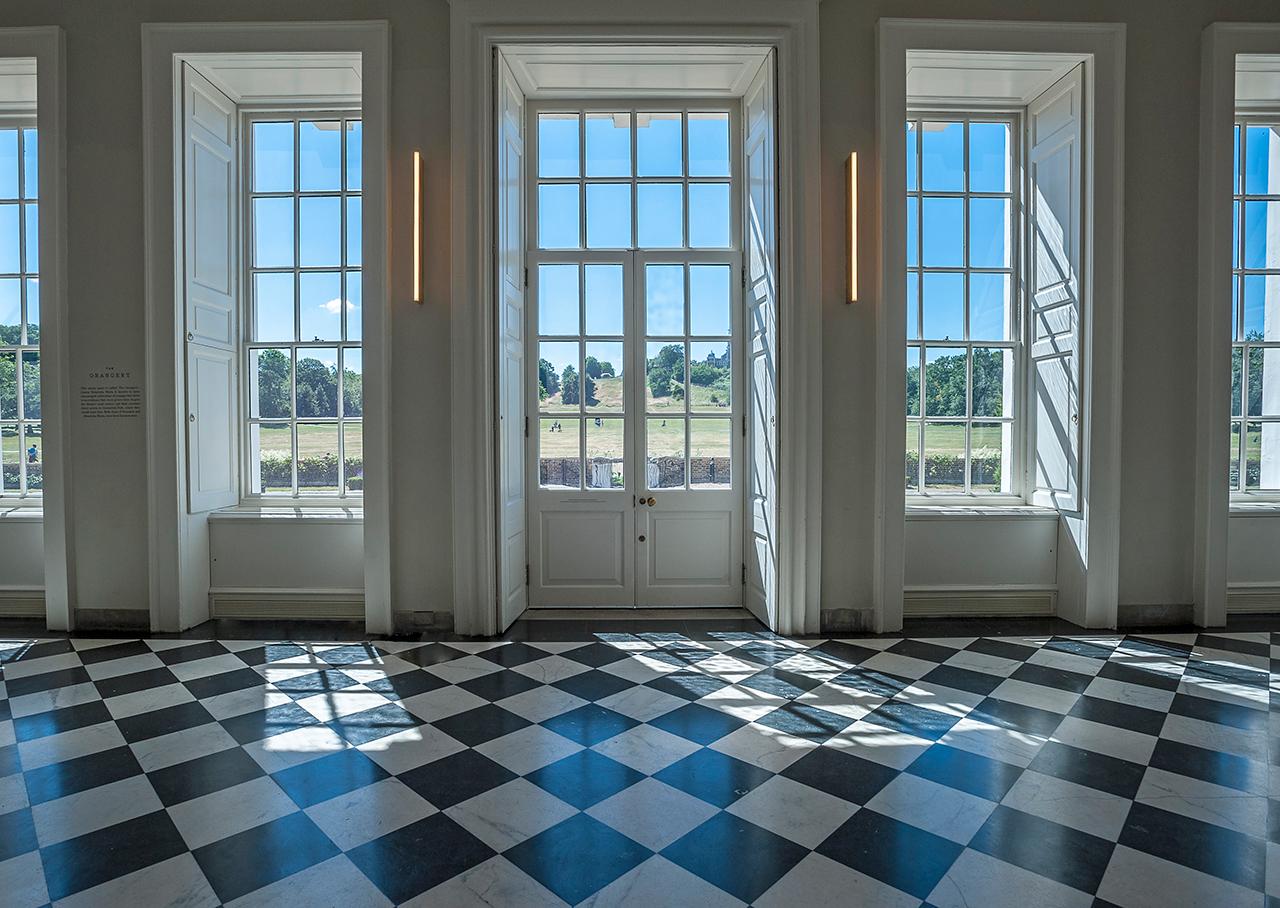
{"left": 356, "top": 723, "right": 466, "bottom": 775}
{"left": 1160, "top": 712, "right": 1269, "bottom": 762}
{"left": 498, "top": 684, "right": 591, "bottom": 724}
{"left": 8, "top": 682, "right": 100, "bottom": 719}
{"left": 695, "top": 683, "right": 787, "bottom": 722}
{"left": 791, "top": 681, "right": 884, "bottom": 721}
{"left": 598, "top": 654, "right": 678, "bottom": 683}
{"left": 305, "top": 777, "right": 436, "bottom": 851}
{"left": 446, "top": 778, "right": 577, "bottom": 852}
{"left": 129, "top": 722, "right": 239, "bottom": 773}
{"left": 1081, "top": 675, "right": 1176, "bottom": 712}
{"left": 424, "top": 654, "right": 505, "bottom": 685}
{"left": 580, "top": 855, "right": 744, "bottom": 908}
{"left": 102, "top": 680, "right": 196, "bottom": 719}
{"left": 726, "top": 775, "right": 858, "bottom": 848}
{"left": 82, "top": 652, "right": 165, "bottom": 681}
{"left": 404, "top": 855, "right": 567, "bottom": 908}
{"left": 55, "top": 853, "right": 218, "bottom": 908}
{"left": 942, "top": 649, "right": 1021, "bottom": 678}
{"left": 595, "top": 684, "right": 686, "bottom": 723}
{"left": 1001, "top": 769, "right": 1132, "bottom": 840}
{"left": 168, "top": 776, "right": 299, "bottom": 850}
{"left": 894, "top": 680, "right": 985, "bottom": 715}
{"left": 709, "top": 721, "right": 818, "bottom": 772}
{"left": 866, "top": 772, "right": 996, "bottom": 844}
{"left": 32, "top": 774, "right": 162, "bottom": 847}
{"left": 511, "top": 654, "right": 591, "bottom": 685}
{"left": 2, "top": 650, "right": 82, "bottom": 679}
{"left": 1136, "top": 766, "right": 1268, "bottom": 838}
{"left": 938, "top": 716, "right": 1044, "bottom": 768}
{"left": 225, "top": 855, "right": 391, "bottom": 908}
{"left": 591, "top": 724, "right": 700, "bottom": 775}
{"left": 1049, "top": 716, "right": 1156, "bottom": 765}
{"left": 989, "top": 677, "right": 1081, "bottom": 714}
{"left": 861, "top": 651, "right": 939, "bottom": 680}
{"left": 397, "top": 684, "right": 488, "bottom": 723}
{"left": 474, "top": 724, "right": 583, "bottom": 776}
{"left": 242, "top": 725, "right": 350, "bottom": 775}
{"left": 1096, "top": 845, "right": 1262, "bottom": 908}
{"left": 0, "top": 770, "right": 29, "bottom": 814}
{"left": 928, "top": 847, "right": 1093, "bottom": 908}
{"left": 586, "top": 778, "right": 718, "bottom": 852}
{"left": 0, "top": 850, "right": 47, "bottom": 908}
{"left": 200, "top": 685, "right": 293, "bottom": 721}
{"left": 825, "top": 721, "right": 934, "bottom": 770}
{"left": 17, "top": 721, "right": 125, "bottom": 771}
{"left": 295, "top": 689, "right": 390, "bottom": 723}
{"left": 1026, "top": 647, "right": 1106, "bottom": 677}
{"left": 757, "top": 852, "right": 917, "bottom": 908}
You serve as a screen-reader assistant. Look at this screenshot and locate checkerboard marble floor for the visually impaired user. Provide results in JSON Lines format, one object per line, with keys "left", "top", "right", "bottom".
{"left": 1, "top": 629, "right": 1277, "bottom": 907}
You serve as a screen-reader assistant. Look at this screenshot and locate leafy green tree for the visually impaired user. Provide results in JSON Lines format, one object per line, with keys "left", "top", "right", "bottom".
{"left": 1233, "top": 331, "right": 1266, "bottom": 416}
{"left": 255, "top": 349, "right": 292, "bottom": 418}
{"left": 646, "top": 343, "right": 685, "bottom": 399}
{"left": 538, "top": 357, "right": 559, "bottom": 401}
{"left": 343, "top": 365, "right": 362, "bottom": 416}
{"left": 561, "top": 364, "right": 580, "bottom": 405}
{"left": 296, "top": 356, "right": 338, "bottom": 418}
{"left": 585, "top": 355, "right": 602, "bottom": 379}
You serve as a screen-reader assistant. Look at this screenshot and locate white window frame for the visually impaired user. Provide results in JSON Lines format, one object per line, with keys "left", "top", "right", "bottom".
{"left": 1229, "top": 111, "right": 1280, "bottom": 502}
{"left": 905, "top": 109, "right": 1025, "bottom": 505}
{"left": 239, "top": 106, "right": 363, "bottom": 504}
{"left": 0, "top": 114, "right": 39, "bottom": 502}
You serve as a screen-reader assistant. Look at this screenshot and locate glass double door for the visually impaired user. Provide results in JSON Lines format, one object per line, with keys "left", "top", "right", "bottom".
{"left": 528, "top": 252, "right": 743, "bottom": 607}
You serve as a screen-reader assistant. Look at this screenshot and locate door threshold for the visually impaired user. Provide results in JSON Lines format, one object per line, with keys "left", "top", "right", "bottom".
{"left": 524, "top": 607, "right": 752, "bottom": 621}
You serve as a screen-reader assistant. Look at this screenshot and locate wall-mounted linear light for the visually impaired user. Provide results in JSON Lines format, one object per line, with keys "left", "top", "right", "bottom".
{"left": 413, "top": 150, "right": 423, "bottom": 304}
{"left": 846, "top": 151, "right": 858, "bottom": 303}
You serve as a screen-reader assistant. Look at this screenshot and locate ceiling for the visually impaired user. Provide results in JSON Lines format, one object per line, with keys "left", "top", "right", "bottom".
{"left": 1237, "top": 54, "right": 1280, "bottom": 106}
{"left": 0, "top": 58, "right": 36, "bottom": 111}
{"left": 184, "top": 53, "right": 361, "bottom": 105}
{"left": 907, "top": 51, "right": 1085, "bottom": 106}
{"left": 497, "top": 44, "right": 771, "bottom": 99}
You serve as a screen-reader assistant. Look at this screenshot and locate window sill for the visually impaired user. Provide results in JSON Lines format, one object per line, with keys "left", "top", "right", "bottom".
{"left": 906, "top": 502, "right": 1058, "bottom": 520}
{"left": 209, "top": 506, "right": 363, "bottom": 525}
{"left": 0, "top": 506, "right": 43, "bottom": 522}
{"left": 1229, "top": 501, "right": 1280, "bottom": 516}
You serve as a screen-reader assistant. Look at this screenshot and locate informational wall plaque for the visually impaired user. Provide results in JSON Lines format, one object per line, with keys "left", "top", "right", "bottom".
{"left": 80, "top": 367, "right": 143, "bottom": 419}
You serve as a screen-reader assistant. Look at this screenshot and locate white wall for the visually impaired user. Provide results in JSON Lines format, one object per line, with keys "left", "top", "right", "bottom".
{"left": 0, "top": 517, "right": 44, "bottom": 589}
{"left": 209, "top": 518, "right": 362, "bottom": 591}
{"left": 1228, "top": 514, "right": 1280, "bottom": 586}
{"left": 905, "top": 515, "right": 1057, "bottom": 589}
{"left": 2, "top": 0, "right": 1279, "bottom": 627}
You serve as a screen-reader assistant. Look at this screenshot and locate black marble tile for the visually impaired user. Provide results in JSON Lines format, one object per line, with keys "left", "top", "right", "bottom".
{"left": 115, "top": 701, "right": 215, "bottom": 744}
{"left": 269, "top": 669, "right": 360, "bottom": 700}
{"left": 970, "top": 805, "right": 1115, "bottom": 894}
{"left": 272, "top": 747, "right": 389, "bottom": 808}
{"left": 540, "top": 703, "right": 638, "bottom": 746}
{"left": 1044, "top": 637, "right": 1115, "bottom": 661}
{"left": 655, "top": 747, "right": 773, "bottom": 808}
{"left": 431, "top": 703, "right": 531, "bottom": 747}
{"left": 154, "top": 640, "right": 230, "bottom": 665}
{"left": 1096, "top": 660, "right": 1183, "bottom": 692}
{"left": 1196, "top": 634, "right": 1269, "bottom": 658}
{"left": 40, "top": 810, "right": 188, "bottom": 902}
{"left": 77, "top": 640, "right": 152, "bottom": 665}
{"left": 0, "top": 742, "right": 20, "bottom": 777}
{"left": 506, "top": 813, "right": 650, "bottom": 905}
{"left": 0, "top": 638, "right": 72, "bottom": 663}
{"left": 5, "top": 665, "right": 92, "bottom": 699}
{"left": 1121, "top": 637, "right": 1192, "bottom": 658}
{"left": 969, "top": 696, "right": 1066, "bottom": 738}
{"left": 818, "top": 808, "right": 964, "bottom": 900}
{"left": 193, "top": 810, "right": 339, "bottom": 903}
{"left": 1148, "top": 738, "right": 1267, "bottom": 794}
{"left": 1029, "top": 741, "right": 1147, "bottom": 800}
{"left": 645, "top": 670, "right": 729, "bottom": 701}
{"left": 907, "top": 743, "right": 1025, "bottom": 802}
{"left": 863, "top": 700, "right": 961, "bottom": 742}
{"left": 0, "top": 806, "right": 37, "bottom": 861}
{"left": 396, "top": 642, "right": 470, "bottom": 668}
{"left": 888, "top": 638, "right": 962, "bottom": 664}
{"left": 558, "top": 640, "right": 630, "bottom": 668}
{"left": 648, "top": 702, "right": 746, "bottom": 745}
{"left": 830, "top": 666, "right": 913, "bottom": 697}
{"left": 220, "top": 701, "right": 320, "bottom": 746}
{"left": 23, "top": 745, "right": 142, "bottom": 806}
{"left": 349, "top": 813, "right": 495, "bottom": 904}
{"left": 1119, "top": 801, "right": 1265, "bottom": 891}
{"left": 13, "top": 700, "right": 112, "bottom": 743}
{"left": 781, "top": 745, "right": 900, "bottom": 805}
{"left": 361, "top": 668, "right": 448, "bottom": 701}
{"left": 739, "top": 666, "right": 824, "bottom": 700}
{"left": 551, "top": 668, "right": 635, "bottom": 702}
{"left": 146, "top": 746, "right": 265, "bottom": 807}
{"left": 316, "top": 643, "right": 383, "bottom": 666}
{"left": 1009, "top": 661, "right": 1094, "bottom": 695}
{"left": 966, "top": 637, "right": 1038, "bottom": 662}
{"left": 1183, "top": 659, "right": 1269, "bottom": 689}
{"left": 183, "top": 667, "right": 267, "bottom": 700}
{"left": 231, "top": 643, "right": 308, "bottom": 667}
{"left": 664, "top": 811, "right": 808, "bottom": 903}
{"left": 92, "top": 666, "right": 179, "bottom": 700}
{"left": 755, "top": 702, "right": 857, "bottom": 742}
{"left": 920, "top": 664, "right": 1005, "bottom": 696}
{"left": 526, "top": 748, "right": 645, "bottom": 810}
{"left": 808, "top": 639, "right": 879, "bottom": 666}
{"left": 397, "top": 750, "right": 517, "bottom": 810}
{"left": 1168, "top": 692, "right": 1268, "bottom": 731}
{"left": 458, "top": 668, "right": 544, "bottom": 702}
{"left": 1068, "top": 694, "right": 1166, "bottom": 737}
{"left": 475, "top": 642, "right": 553, "bottom": 668}
{"left": 327, "top": 702, "right": 424, "bottom": 747}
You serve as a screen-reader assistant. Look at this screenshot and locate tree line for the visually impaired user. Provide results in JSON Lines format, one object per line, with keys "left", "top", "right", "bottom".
{"left": 254, "top": 348, "right": 362, "bottom": 419}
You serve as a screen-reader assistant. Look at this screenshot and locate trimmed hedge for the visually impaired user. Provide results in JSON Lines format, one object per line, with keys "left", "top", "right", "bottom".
{"left": 906, "top": 453, "right": 1000, "bottom": 488}
{"left": 261, "top": 454, "right": 363, "bottom": 490}
{"left": 1, "top": 463, "right": 42, "bottom": 490}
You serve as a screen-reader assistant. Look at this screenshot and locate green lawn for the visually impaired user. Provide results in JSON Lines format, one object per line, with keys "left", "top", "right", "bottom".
{"left": 906, "top": 422, "right": 1005, "bottom": 457}
{"left": 539, "top": 415, "right": 731, "bottom": 459}
{"left": 543, "top": 376, "right": 730, "bottom": 415}
{"left": 256, "top": 423, "right": 363, "bottom": 459}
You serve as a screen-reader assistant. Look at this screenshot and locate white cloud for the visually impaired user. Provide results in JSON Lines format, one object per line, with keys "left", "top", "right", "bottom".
{"left": 321, "top": 297, "right": 358, "bottom": 315}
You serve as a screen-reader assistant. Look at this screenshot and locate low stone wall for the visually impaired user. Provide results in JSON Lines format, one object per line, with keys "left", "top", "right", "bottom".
{"left": 539, "top": 456, "right": 731, "bottom": 488}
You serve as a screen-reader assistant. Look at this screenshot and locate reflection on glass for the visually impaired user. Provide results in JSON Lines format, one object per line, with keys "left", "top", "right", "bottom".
{"left": 344, "top": 423, "right": 363, "bottom": 493}
{"left": 906, "top": 272, "right": 919, "bottom": 339}
{"left": 0, "top": 205, "right": 20, "bottom": 273}
{"left": 1230, "top": 421, "right": 1241, "bottom": 488}
{"left": 538, "top": 114, "right": 579, "bottom": 178}
{"left": 1, "top": 424, "right": 16, "bottom": 491}
{"left": 21, "top": 128, "right": 35, "bottom": 200}
{"left": 969, "top": 123, "right": 1010, "bottom": 193}
{"left": 1248, "top": 347, "right": 1280, "bottom": 417}
{"left": 23, "top": 424, "right": 40, "bottom": 491}
{"left": 690, "top": 265, "right": 731, "bottom": 335}
{"left": 970, "top": 422, "right": 1007, "bottom": 492}
{"left": 647, "top": 417, "right": 684, "bottom": 488}
{"left": 253, "top": 122, "right": 294, "bottom": 192}
{"left": 1233, "top": 347, "right": 1243, "bottom": 417}
{"left": 690, "top": 418, "right": 731, "bottom": 487}
{"left": 538, "top": 184, "right": 580, "bottom": 249}
{"left": 296, "top": 348, "right": 338, "bottom": 418}
{"left": 0, "top": 279, "right": 18, "bottom": 336}
{"left": 646, "top": 341, "right": 686, "bottom": 412}
{"left": 689, "top": 113, "right": 730, "bottom": 177}
{"left": 540, "top": 416, "right": 580, "bottom": 489}
{"left": 637, "top": 112, "right": 682, "bottom": 177}
{"left": 689, "top": 342, "right": 730, "bottom": 411}
{"left": 585, "top": 183, "right": 631, "bottom": 248}
{"left": 637, "top": 183, "right": 683, "bottom": 248}
{"left": 1244, "top": 125, "right": 1280, "bottom": 196}
{"left": 346, "top": 121, "right": 362, "bottom": 191}
{"left": 921, "top": 197, "right": 963, "bottom": 267}
{"left": 346, "top": 196, "right": 362, "bottom": 267}
{"left": 20, "top": 351, "right": 37, "bottom": 418}
{"left": 300, "top": 271, "right": 342, "bottom": 341}
{"left": 297, "top": 423, "right": 339, "bottom": 493}
{"left": 343, "top": 348, "right": 363, "bottom": 417}
{"left": 0, "top": 352, "right": 14, "bottom": 418}
{"left": 254, "top": 272, "right": 294, "bottom": 341}
{"left": 584, "top": 264, "right": 623, "bottom": 335}
{"left": 539, "top": 264, "right": 579, "bottom": 336}
{"left": 299, "top": 121, "right": 342, "bottom": 191}
{"left": 906, "top": 122, "right": 918, "bottom": 192}
{"left": 253, "top": 197, "right": 294, "bottom": 267}
{"left": 586, "top": 418, "right": 624, "bottom": 488}
{"left": 346, "top": 272, "right": 362, "bottom": 342}
{"left": 645, "top": 264, "right": 684, "bottom": 335}
{"left": 921, "top": 122, "right": 963, "bottom": 191}
{"left": 585, "top": 113, "right": 631, "bottom": 177}
{"left": 906, "top": 421, "right": 919, "bottom": 490}
{"left": 299, "top": 196, "right": 342, "bottom": 267}
{"left": 688, "top": 183, "right": 730, "bottom": 248}
{"left": 585, "top": 342, "right": 623, "bottom": 412}
{"left": 969, "top": 197, "right": 1010, "bottom": 268}
{"left": 251, "top": 348, "right": 292, "bottom": 419}
{"left": 922, "top": 272, "right": 963, "bottom": 340}
{"left": 25, "top": 279, "right": 37, "bottom": 340}
{"left": 23, "top": 204, "right": 36, "bottom": 274}
{"left": 252, "top": 423, "right": 293, "bottom": 493}
{"left": 906, "top": 347, "right": 920, "bottom": 417}
{"left": 970, "top": 273, "right": 1011, "bottom": 341}
{"left": 539, "top": 341, "right": 579, "bottom": 413}
{"left": 906, "top": 197, "right": 919, "bottom": 268}
{"left": 1243, "top": 201, "right": 1280, "bottom": 270}
{"left": 924, "top": 422, "right": 965, "bottom": 490}
{"left": 973, "top": 348, "right": 1009, "bottom": 418}
{"left": 0, "top": 130, "right": 16, "bottom": 199}
{"left": 925, "top": 347, "right": 967, "bottom": 417}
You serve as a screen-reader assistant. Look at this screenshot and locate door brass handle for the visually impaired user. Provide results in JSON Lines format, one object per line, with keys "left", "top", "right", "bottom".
{"left": 638, "top": 535, "right": 646, "bottom": 542}
{"left": 646, "top": 497, "right": 656, "bottom": 506}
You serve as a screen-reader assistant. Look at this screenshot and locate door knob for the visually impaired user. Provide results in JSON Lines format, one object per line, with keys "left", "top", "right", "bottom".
{"left": 638, "top": 535, "right": 647, "bottom": 542}
{"left": 647, "top": 497, "right": 656, "bottom": 506}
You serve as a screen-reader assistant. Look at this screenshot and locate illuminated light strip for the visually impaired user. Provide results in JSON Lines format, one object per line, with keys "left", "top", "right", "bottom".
{"left": 413, "top": 150, "right": 423, "bottom": 303}
{"left": 847, "top": 151, "right": 858, "bottom": 303}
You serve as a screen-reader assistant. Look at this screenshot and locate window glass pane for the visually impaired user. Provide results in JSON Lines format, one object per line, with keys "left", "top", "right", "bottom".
{"left": 538, "top": 264, "right": 579, "bottom": 335}
{"left": 253, "top": 272, "right": 294, "bottom": 342}
{"left": 585, "top": 113, "right": 631, "bottom": 177}
{"left": 646, "top": 341, "right": 686, "bottom": 412}
{"left": 921, "top": 122, "right": 963, "bottom": 191}
{"left": 969, "top": 123, "right": 1010, "bottom": 193}
{"left": 921, "top": 272, "right": 963, "bottom": 340}
{"left": 0, "top": 130, "right": 16, "bottom": 199}
{"left": 251, "top": 348, "right": 292, "bottom": 419}
{"left": 923, "top": 422, "right": 965, "bottom": 490}
{"left": 906, "top": 197, "right": 919, "bottom": 267}
{"left": 906, "top": 422, "right": 919, "bottom": 491}
{"left": 539, "top": 341, "right": 578, "bottom": 413}
{"left": 1245, "top": 421, "right": 1265, "bottom": 489}
{"left": 1230, "top": 421, "right": 1241, "bottom": 489}
{"left": 645, "top": 264, "right": 684, "bottom": 335}
{"left": 540, "top": 416, "right": 580, "bottom": 489}
{"left": 21, "top": 128, "right": 35, "bottom": 200}
{"left": 688, "top": 183, "right": 730, "bottom": 248}
{"left": 1, "top": 425, "right": 14, "bottom": 491}
{"left": 343, "top": 348, "right": 362, "bottom": 418}
{"left": 345, "top": 121, "right": 362, "bottom": 191}
{"left": 344, "top": 422, "right": 363, "bottom": 493}
{"left": 690, "top": 418, "right": 731, "bottom": 487}
{"left": 0, "top": 279, "right": 17, "bottom": 340}
{"left": 637, "top": 183, "right": 683, "bottom": 247}
{"left": 23, "top": 204, "right": 37, "bottom": 273}
{"left": 973, "top": 348, "right": 1011, "bottom": 418}
{"left": 1233, "top": 201, "right": 1240, "bottom": 270}
{"left": 584, "top": 264, "right": 623, "bottom": 336}
{"left": 585, "top": 183, "right": 631, "bottom": 248}
{"left": 538, "top": 114, "right": 580, "bottom": 178}
{"left": 346, "top": 272, "right": 362, "bottom": 342}
{"left": 297, "top": 423, "right": 339, "bottom": 494}
{"left": 0, "top": 352, "right": 14, "bottom": 418}
{"left": 637, "top": 112, "right": 682, "bottom": 177}
{"left": 970, "top": 273, "right": 1011, "bottom": 341}
{"left": 689, "top": 342, "right": 730, "bottom": 411}
{"left": 970, "top": 422, "right": 1008, "bottom": 492}
{"left": 969, "top": 197, "right": 1010, "bottom": 268}
{"left": 921, "top": 197, "right": 963, "bottom": 267}
{"left": 299, "top": 121, "right": 342, "bottom": 191}
{"left": 1232, "top": 347, "right": 1243, "bottom": 417}
{"left": 906, "top": 347, "right": 920, "bottom": 417}
{"left": 253, "top": 197, "right": 294, "bottom": 267}
{"left": 1234, "top": 124, "right": 1241, "bottom": 194}
{"left": 906, "top": 272, "right": 919, "bottom": 339}
{"left": 1243, "top": 200, "right": 1280, "bottom": 269}
{"left": 20, "top": 350, "right": 37, "bottom": 419}
{"left": 647, "top": 417, "right": 685, "bottom": 488}
{"left": 23, "top": 423, "right": 40, "bottom": 490}
{"left": 1248, "top": 347, "right": 1280, "bottom": 417}
{"left": 689, "top": 113, "right": 730, "bottom": 177}
{"left": 925, "top": 346, "right": 966, "bottom": 417}
{"left": 299, "top": 196, "right": 341, "bottom": 267}
{"left": 25, "top": 278, "right": 37, "bottom": 340}
{"left": 252, "top": 423, "right": 293, "bottom": 494}
{"left": 1244, "top": 125, "right": 1280, "bottom": 195}
{"left": 1242, "top": 274, "right": 1279, "bottom": 341}
{"left": 346, "top": 196, "right": 362, "bottom": 267}
{"left": 538, "top": 184, "right": 580, "bottom": 249}
{"left": 586, "top": 418, "right": 624, "bottom": 489}
{"left": 296, "top": 348, "right": 338, "bottom": 418}
{"left": 299, "top": 271, "right": 342, "bottom": 341}
{"left": 585, "top": 341, "right": 622, "bottom": 413}
{"left": 906, "top": 122, "right": 918, "bottom": 192}
{"left": 0, "top": 205, "right": 18, "bottom": 272}
{"left": 690, "top": 265, "right": 731, "bottom": 336}
{"left": 1232, "top": 274, "right": 1240, "bottom": 341}
{"left": 253, "top": 122, "right": 294, "bottom": 192}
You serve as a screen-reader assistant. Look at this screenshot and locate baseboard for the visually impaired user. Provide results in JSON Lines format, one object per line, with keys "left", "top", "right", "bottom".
{"left": 0, "top": 588, "right": 44, "bottom": 617}
{"left": 1116, "top": 603, "right": 1194, "bottom": 627}
{"left": 821, "top": 608, "right": 877, "bottom": 633}
{"left": 903, "top": 588, "right": 1056, "bottom": 618}
{"left": 392, "top": 610, "right": 455, "bottom": 634}
{"left": 74, "top": 608, "right": 149, "bottom": 632}
{"left": 210, "top": 588, "right": 364, "bottom": 621}
{"left": 1226, "top": 585, "right": 1280, "bottom": 614}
